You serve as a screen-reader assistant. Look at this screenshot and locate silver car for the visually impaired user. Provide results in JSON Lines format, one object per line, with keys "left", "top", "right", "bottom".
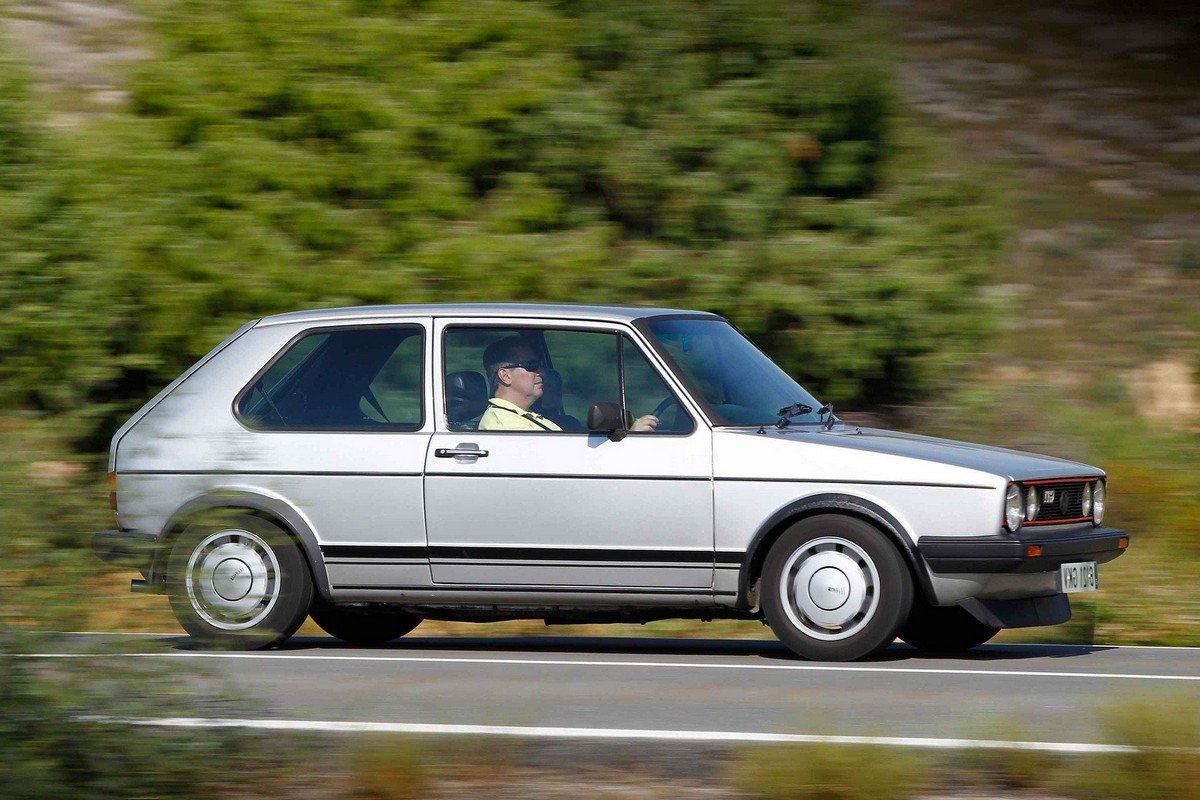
{"left": 93, "top": 304, "right": 1129, "bottom": 660}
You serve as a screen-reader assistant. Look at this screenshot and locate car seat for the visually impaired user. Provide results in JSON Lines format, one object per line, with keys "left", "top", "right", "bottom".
{"left": 446, "top": 371, "right": 488, "bottom": 430}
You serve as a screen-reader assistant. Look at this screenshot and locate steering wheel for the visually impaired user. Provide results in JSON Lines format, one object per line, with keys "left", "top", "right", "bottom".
{"left": 651, "top": 395, "right": 678, "bottom": 421}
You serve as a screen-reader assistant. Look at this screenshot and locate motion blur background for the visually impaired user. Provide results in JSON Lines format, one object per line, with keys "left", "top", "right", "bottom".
{"left": 0, "top": 0, "right": 1197, "bottom": 795}
{"left": 4, "top": 0, "right": 1194, "bottom": 642}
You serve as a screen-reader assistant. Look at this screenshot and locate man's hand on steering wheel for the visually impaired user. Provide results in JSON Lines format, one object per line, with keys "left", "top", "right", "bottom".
{"left": 630, "top": 414, "right": 659, "bottom": 432}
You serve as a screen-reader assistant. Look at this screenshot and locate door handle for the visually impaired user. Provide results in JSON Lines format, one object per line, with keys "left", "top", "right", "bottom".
{"left": 435, "top": 446, "right": 489, "bottom": 459}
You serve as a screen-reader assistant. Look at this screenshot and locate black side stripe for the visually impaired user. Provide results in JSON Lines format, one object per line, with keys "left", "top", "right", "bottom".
{"left": 716, "top": 477, "right": 994, "bottom": 490}
{"left": 323, "top": 545, "right": 428, "bottom": 559}
{"left": 322, "top": 544, "right": 743, "bottom": 564}
{"left": 331, "top": 584, "right": 735, "bottom": 596}
{"left": 424, "top": 473, "right": 709, "bottom": 481}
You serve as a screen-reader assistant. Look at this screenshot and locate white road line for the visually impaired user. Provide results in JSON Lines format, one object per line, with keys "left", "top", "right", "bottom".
{"left": 104, "top": 716, "right": 1139, "bottom": 754}
{"left": 27, "top": 651, "right": 1199, "bottom": 682}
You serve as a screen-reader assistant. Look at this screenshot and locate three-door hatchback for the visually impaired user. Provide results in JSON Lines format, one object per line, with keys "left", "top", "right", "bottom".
{"left": 94, "top": 304, "right": 1129, "bottom": 660}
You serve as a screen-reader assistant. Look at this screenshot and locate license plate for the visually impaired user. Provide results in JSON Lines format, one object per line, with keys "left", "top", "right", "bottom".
{"left": 1059, "top": 561, "right": 1098, "bottom": 593}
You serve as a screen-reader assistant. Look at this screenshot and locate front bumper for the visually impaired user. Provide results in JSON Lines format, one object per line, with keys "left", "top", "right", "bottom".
{"left": 92, "top": 528, "right": 158, "bottom": 572}
{"left": 918, "top": 526, "right": 1129, "bottom": 574}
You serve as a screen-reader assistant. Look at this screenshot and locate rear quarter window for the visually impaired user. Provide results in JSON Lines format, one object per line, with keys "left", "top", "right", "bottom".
{"left": 237, "top": 325, "right": 424, "bottom": 430}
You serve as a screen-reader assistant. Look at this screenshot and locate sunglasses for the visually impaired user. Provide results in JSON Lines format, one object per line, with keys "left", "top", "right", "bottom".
{"left": 501, "top": 359, "right": 543, "bottom": 373}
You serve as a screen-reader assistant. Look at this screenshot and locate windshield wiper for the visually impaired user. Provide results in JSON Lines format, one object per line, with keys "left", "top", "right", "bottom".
{"left": 818, "top": 402, "right": 836, "bottom": 430}
{"left": 775, "top": 401, "right": 814, "bottom": 428}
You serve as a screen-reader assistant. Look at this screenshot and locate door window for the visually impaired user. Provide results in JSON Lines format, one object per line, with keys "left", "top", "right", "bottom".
{"left": 442, "top": 326, "right": 691, "bottom": 434}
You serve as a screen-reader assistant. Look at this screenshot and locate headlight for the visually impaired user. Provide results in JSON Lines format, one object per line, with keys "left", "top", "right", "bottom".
{"left": 1005, "top": 484, "right": 1024, "bottom": 531}
{"left": 1093, "top": 479, "right": 1106, "bottom": 525}
{"left": 1025, "top": 486, "right": 1040, "bottom": 522}
{"left": 1081, "top": 482, "right": 1093, "bottom": 518}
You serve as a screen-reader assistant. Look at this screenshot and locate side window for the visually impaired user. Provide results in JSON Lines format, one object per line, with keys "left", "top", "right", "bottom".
{"left": 444, "top": 326, "right": 621, "bottom": 432}
{"left": 622, "top": 337, "right": 694, "bottom": 434}
{"left": 441, "top": 325, "right": 689, "bottom": 434}
{"left": 238, "top": 326, "right": 424, "bottom": 430}
{"left": 542, "top": 330, "right": 619, "bottom": 427}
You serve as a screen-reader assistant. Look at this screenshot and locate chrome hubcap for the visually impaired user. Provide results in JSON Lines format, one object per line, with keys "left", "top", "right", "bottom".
{"left": 186, "top": 529, "right": 280, "bottom": 630}
{"left": 779, "top": 536, "right": 879, "bottom": 641}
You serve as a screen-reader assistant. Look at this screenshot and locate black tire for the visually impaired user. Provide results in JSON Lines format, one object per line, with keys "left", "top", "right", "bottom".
{"left": 762, "top": 515, "right": 913, "bottom": 661}
{"left": 898, "top": 598, "right": 999, "bottom": 652}
{"left": 309, "top": 600, "right": 421, "bottom": 644}
{"left": 166, "top": 513, "right": 313, "bottom": 649}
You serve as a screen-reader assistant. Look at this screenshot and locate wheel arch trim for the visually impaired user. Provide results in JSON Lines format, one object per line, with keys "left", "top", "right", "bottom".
{"left": 157, "top": 490, "right": 332, "bottom": 599}
{"left": 738, "top": 493, "right": 935, "bottom": 608}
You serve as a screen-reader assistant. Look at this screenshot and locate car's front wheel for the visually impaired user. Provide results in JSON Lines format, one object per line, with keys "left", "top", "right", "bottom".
{"left": 167, "top": 513, "right": 312, "bottom": 649}
{"left": 762, "top": 515, "right": 913, "bottom": 661}
{"left": 897, "top": 598, "right": 999, "bottom": 652}
{"left": 309, "top": 599, "right": 421, "bottom": 645}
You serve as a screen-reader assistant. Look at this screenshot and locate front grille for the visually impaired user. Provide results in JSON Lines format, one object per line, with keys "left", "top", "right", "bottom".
{"left": 1025, "top": 480, "right": 1092, "bottom": 525}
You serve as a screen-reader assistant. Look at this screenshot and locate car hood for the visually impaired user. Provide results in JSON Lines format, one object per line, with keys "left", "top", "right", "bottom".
{"left": 713, "top": 426, "right": 1104, "bottom": 486}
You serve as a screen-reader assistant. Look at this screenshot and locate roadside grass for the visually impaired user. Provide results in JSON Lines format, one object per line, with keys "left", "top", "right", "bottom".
{"left": 729, "top": 742, "right": 927, "bottom": 800}
{"left": 730, "top": 691, "right": 1200, "bottom": 800}
{"left": 346, "top": 734, "right": 528, "bottom": 800}
{"left": 1084, "top": 694, "right": 1200, "bottom": 800}
{"left": 348, "top": 736, "right": 432, "bottom": 800}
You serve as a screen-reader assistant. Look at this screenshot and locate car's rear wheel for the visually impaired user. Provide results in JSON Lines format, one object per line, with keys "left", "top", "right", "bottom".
{"left": 898, "top": 598, "right": 999, "bottom": 652}
{"left": 167, "top": 513, "right": 312, "bottom": 649}
{"left": 762, "top": 515, "right": 913, "bottom": 661}
{"left": 309, "top": 599, "right": 421, "bottom": 644}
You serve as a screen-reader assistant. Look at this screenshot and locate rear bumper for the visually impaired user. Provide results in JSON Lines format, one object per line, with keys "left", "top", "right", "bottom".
{"left": 919, "top": 526, "right": 1129, "bottom": 574}
{"left": 91, "top": 528, "right": 158, "bottom": 572}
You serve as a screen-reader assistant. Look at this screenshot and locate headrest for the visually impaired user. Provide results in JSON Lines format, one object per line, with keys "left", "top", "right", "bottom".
{"left": 446, "top": 371, "right": 488, "bottom": 427}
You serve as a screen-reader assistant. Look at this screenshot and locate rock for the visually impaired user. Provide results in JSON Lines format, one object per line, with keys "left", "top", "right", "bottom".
{"left": 1005, "top": 131, "right": 1047, "bottom": 156}
{"left": 937, "top": 59, "right": 1033, "bottom": 84}
{"left": 1087, "top": 246, "right": 1138, "bottom": 271}
{"left": 903, "top": 22, "right": 970, "bottom": 42}
{"left": 1165, "top": 137, "right": 1200, "bottom": 154}
{"left": 1031, "top": 8, "right": 1113, "bottom": 27}
{"left": 1084, "top": 21, "right": 1187, "bottom": 57}
{"left": 31, "top": 460, "right": 86, "bottom": 483}
{"left": 1090, "top": 179, "right": 1152, "bottom": 200}
{"left": 1124, "top": 360, "right": 1200, "bottom": 431}
{"left": 1074, "top": 114, "right": 1166, "bottom": 145}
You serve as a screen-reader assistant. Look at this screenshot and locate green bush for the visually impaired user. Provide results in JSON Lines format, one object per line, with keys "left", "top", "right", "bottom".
{"left": 0, "top": 0, "right": 1002, "bottom": 445}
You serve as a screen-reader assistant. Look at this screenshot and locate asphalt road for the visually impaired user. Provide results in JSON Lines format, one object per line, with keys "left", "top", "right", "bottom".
{"left": 42, "top": 632, "right": 1198, "bottom": 753}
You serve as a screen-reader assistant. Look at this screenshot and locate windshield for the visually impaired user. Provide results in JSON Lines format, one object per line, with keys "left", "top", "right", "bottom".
{"left": 644, "top": 317, "right": 825, "bottom": 426}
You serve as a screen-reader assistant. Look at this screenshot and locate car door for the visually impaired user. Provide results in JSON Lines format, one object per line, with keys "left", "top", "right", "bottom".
{"left": 423, "top": 318, "right": 715, "bottom": 590}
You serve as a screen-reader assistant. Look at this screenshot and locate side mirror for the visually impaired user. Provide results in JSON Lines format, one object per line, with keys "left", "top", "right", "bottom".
{"left": 587, "top": 402, "right": 627, "bottom": 442}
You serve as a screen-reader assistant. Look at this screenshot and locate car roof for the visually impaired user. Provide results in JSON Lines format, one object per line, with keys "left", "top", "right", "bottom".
{"left": 254, "top": 303, "right": 720, "bottom": 327}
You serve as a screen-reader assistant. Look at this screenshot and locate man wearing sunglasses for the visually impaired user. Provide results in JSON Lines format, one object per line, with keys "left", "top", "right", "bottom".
{"left": 479, "top": 337, "right": 564, "bottom": 432}
{"left": 478, "top": 336, "right": 658, "bottom": 432}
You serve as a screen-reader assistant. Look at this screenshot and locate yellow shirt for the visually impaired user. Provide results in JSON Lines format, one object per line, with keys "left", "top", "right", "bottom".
{"left": 478, "top": 397, "right": 564, "bottom": 432}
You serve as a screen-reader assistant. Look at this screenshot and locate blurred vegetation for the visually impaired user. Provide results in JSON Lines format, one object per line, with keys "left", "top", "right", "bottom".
{"left": 0, "top": 630, "right": 299, "bottom": 799}
{"left": 731, "top": 742, "right": 926, "bottom": 800}
{"left": 0, "top": 0, "right": 1001, "bottom": 448}
{"left": 729, "top": 692, "right": 1200, "bottom": 800}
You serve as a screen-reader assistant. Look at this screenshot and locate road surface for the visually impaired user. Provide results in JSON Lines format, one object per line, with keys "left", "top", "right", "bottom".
{"left": 36, "top": 633, "right": 1200, "bottom": 753}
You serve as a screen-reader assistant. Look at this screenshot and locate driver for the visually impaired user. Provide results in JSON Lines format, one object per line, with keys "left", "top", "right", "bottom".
{"left": 478, "top": 336, "right": 659, "bottom": 432}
